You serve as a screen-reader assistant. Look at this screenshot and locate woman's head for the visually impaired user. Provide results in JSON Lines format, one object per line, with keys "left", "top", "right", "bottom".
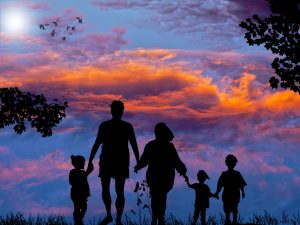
{"left": 154, "top": 122, "right": 174, "bottom": 141}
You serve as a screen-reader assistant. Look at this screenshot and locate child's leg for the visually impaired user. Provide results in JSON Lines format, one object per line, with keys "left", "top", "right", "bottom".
{"left": 232, "top": 212, "right": 238, "bottom": 225}
{"left": 80, "top": 200, "right": 87, "bottom": 221}
{"left": 192, "top": 207, "right": 200, "bottom": 225}
{"left": 232, "top": 202, "right": 238, "bottom": 225}
{"left": 223, "top": 202, "right": 231, "bottom": 225}
{"left": 225, "top": 213, "right": 231, "bottom": 225}
{"left": 73, "top": 200, "right": 81, "bottom": 225}
{"left": 200, "top": 209, "right": 206, "bottom": 225}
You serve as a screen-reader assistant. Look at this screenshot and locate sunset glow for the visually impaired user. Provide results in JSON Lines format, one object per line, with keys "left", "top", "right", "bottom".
{"left": 1, "top": 0, "right": 300, "bottom": 223}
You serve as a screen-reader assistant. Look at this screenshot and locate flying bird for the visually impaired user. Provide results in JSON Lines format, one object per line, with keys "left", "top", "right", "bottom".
{"left": 76, "top": 17, "right": 83, "bottom": 23}
{"left": 52, "top": 21, "right": 58, "bottom": 26}
{"left": 51, "top": 29, "right": 56, "bottom": 37}
{"left": 67, "top": 26, "right": 71, "bottom": 30}
{"left": 39, "top": 24, "right": 46, "bottom": 30}
{"left": 71, "top": 26, "right": 76, "bottom": 31}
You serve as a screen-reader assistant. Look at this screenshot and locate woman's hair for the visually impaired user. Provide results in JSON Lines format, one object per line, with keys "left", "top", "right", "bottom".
{"left": 154, "top": 122, "right": 174, "bottom": 141}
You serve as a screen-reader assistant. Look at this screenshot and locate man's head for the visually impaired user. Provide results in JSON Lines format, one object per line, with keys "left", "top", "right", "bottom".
{"left": 110, "top": 100, "right": 124, "bottom": 119}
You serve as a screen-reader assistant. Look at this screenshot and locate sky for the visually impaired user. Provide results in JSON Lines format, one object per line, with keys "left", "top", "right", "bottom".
{"left": 1, "top": 0, "right": 300, "bottom": 223}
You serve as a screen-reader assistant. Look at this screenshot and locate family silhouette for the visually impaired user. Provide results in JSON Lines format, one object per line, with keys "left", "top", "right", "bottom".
{"left": 69, "top": 100, "right": 247, "bottom": 225}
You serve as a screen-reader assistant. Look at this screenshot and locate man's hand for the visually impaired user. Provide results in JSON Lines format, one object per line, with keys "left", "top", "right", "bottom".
{"left": 87, "top": 162, "right": 94, "bottom": 174}
{"left": 134, "top": 165, "right": 139, "bottom": 173}
{"left": 182, "top": 174, "right": 189, "bottom": 182}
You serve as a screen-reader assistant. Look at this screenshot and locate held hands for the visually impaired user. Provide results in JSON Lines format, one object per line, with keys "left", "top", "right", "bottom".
{"left": 212, "top": 193, "right": 219, "bottom": 200}
{"left": 214, "top": 192, "right": 219, "bottom": 200}
{"left": 87, "top": 162, "right": 94, "bottom": 174}
{"left": 134, "top": 164, "right": 139, "bottom": 173}
{"left": 182, "top": 174, "right": 189, "bottom": 183}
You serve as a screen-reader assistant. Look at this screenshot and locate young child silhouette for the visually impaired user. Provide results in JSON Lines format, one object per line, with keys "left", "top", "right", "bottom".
{"left": 215, "top": 154, "right": 246, "bottom": 225}
{"left": 69, "top": 155, "right": 94, "bottom": 225}
{"left": 184, "top": 170, "right": 218, "bottom": 225}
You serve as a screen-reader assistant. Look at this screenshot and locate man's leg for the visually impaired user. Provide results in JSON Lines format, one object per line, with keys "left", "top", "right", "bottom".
{"left": 100, "top": 176, "right": 113, "bottom": 225}
{"left": 115, "top": 177, "right": 126, "bottom": 224}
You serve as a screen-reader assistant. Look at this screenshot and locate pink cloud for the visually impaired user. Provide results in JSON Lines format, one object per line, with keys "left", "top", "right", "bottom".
{"left": 0, "top": 150, "right": 70, "bottom": 189}
{"left": 1, "top": 0, "right": 49, "bottom": 10}
{"left": 0, "top": 146, "right": 9, "bottom": 154}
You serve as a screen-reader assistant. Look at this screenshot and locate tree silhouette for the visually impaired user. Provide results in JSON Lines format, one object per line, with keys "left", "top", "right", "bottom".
{"left": 239, "top": 0, "right": 300, "bottom": 93}
{"left": 0, "top": 87, "right": 68, "bottom": 137}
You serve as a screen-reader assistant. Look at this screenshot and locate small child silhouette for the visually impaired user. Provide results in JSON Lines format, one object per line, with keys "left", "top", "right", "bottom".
{"left": 69, "top": 155, "right": 94, "bottom": 225}
{"left": 215, "top": 154, "right": 247, "bottom": 225}
{"left": 184, "top": 170, "right": 218, "bottom": 225}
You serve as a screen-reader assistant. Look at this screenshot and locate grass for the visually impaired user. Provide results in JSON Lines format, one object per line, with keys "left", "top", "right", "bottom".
{"left": 1, "top": 211, "right": 300, "bottom": 225}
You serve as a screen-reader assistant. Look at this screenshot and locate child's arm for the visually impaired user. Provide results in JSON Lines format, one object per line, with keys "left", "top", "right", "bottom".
{"left": 241, "top": 187, "right": 245, "bottom": 199}
{"left": 69, "top": 170, "right": 74, "bottom": 185}
{"left": 214, "top": 174, "right": 223, "bottom": 198}
{"left": 210, "top": 192, "right": 219, "bottom": 200}
{"left": 183, "top": 175, "right": 193, "bottom": 188}
{"left": 208, "top": 186, "right": 219, "bottom": 199}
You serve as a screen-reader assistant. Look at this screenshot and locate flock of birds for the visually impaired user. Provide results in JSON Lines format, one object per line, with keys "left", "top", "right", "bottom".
{"left": 39, "top": 16, "right": 83, "bottom": 41}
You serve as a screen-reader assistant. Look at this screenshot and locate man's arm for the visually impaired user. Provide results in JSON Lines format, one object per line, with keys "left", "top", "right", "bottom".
{"left": 215, "top": 173, "right": 223, "bottom": 197}
{"left": 129, "top": 124, "right": 139, "bottom": 163}
{"left": 88, "top": 125, "right": 102, "bottom": 165}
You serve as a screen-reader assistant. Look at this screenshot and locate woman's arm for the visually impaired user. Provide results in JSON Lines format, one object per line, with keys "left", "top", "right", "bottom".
{"left": 134, "top": 143, "right": 150, "bottom": 172}
{"left": 172, "top": 144, "right": 187, "bottom": 176}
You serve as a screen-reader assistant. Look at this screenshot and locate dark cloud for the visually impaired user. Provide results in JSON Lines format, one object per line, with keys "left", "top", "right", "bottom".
{"left": 92, "top": 0, "right": 271, "bottom": 49}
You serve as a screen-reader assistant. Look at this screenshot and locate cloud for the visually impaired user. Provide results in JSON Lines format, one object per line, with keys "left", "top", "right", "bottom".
{"left": 92, "top": 0, "right": 271, "bottom": 49}
{"left": 1, "top": 0, "right": 49, "bottom": 10}
{"left": 0, "top": 150, "right": 70, "bottom": 189}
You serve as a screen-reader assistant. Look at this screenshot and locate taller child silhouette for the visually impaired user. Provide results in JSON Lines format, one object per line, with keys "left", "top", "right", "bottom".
{"left": 215, "top": 154, "right": 246, "bottom": 225}
{"left": 88, "top": 100, "right": 140, "bottom": 225}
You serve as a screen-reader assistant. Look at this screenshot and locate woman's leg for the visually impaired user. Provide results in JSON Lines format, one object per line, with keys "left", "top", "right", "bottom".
{"left": 157, "top": 191, "right": 167, "bottom": 225}
{"left": 150, "top": 190, "right": 159, "bottom": 225}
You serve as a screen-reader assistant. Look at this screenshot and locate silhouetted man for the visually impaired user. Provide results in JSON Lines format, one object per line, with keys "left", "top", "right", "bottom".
{"left": 88, "top": 100, "right": 139, "bottom": 225}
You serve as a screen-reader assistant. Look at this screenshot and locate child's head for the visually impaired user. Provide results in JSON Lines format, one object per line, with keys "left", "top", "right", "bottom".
{"left": 197, "top": 170, "right": 209, "bottom": 182}
{"left": 71, "top": 155, "right": 85, "bottom": 169}
{"left": 225, "top": 154, "right": 238, "bottom": 169}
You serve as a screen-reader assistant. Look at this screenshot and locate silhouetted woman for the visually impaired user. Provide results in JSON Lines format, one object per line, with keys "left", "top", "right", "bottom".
{"left": 135, "top": 122, "right": 187, "bottom": 225}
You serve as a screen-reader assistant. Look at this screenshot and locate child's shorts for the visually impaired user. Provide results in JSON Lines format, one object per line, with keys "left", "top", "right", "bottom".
{"left": 223, "top": 201, "right": 238, "bottom": 213}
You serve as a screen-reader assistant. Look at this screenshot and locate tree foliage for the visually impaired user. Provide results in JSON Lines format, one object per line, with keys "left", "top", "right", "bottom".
{"left": 0, "top": 87, "right": 68, "bottom": 137}
{"left": 239, "top": 0, "right": 300, "bottom": 93}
